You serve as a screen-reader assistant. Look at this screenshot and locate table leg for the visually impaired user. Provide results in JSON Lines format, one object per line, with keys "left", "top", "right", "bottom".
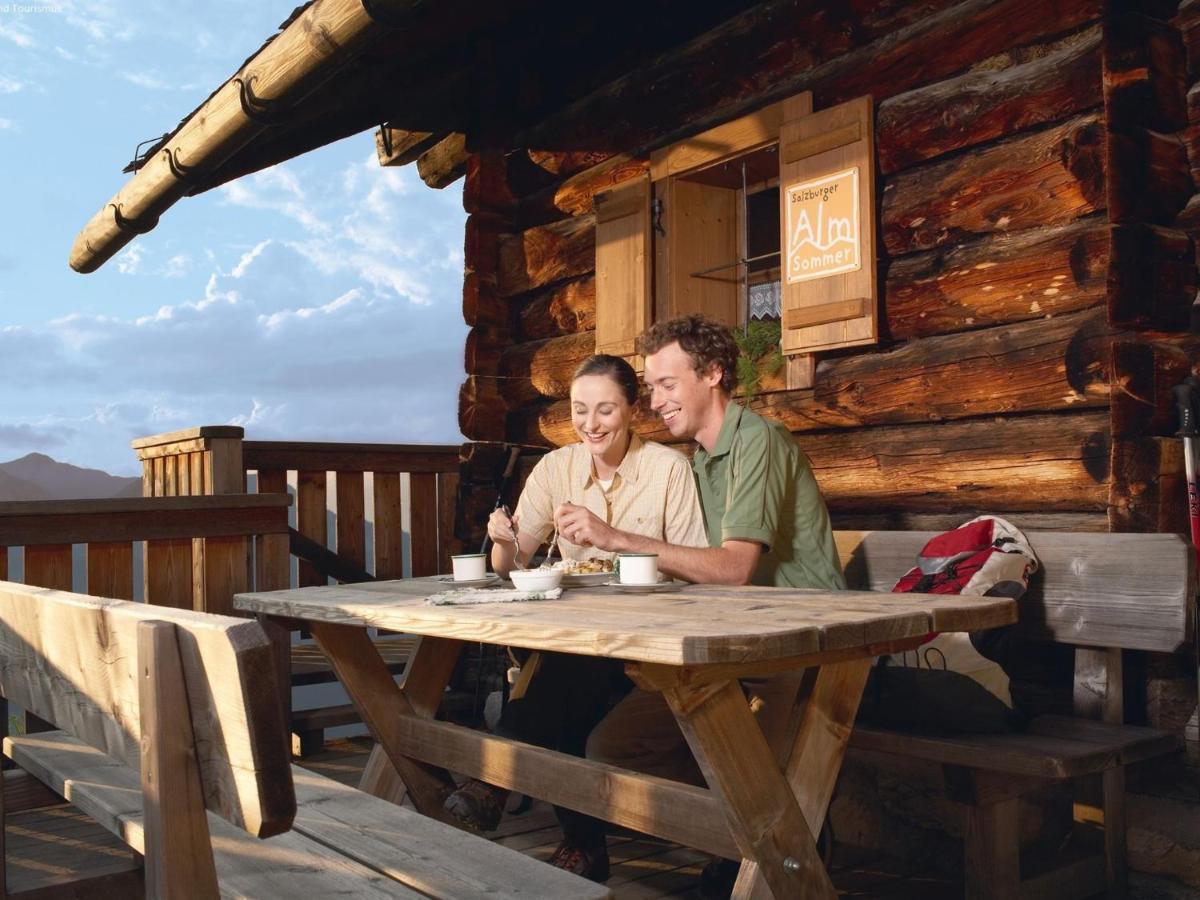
{"left": 646, "top": 673, "right": 836, "bottom": 900}
{"left": 358, "top": 635, "right": 464, "bottom": 804}
{"left": 309, "top": 623, "right": 457, "bottom": 818}
{"left": 733, "top": 658, "right": 873, "bottom": 900}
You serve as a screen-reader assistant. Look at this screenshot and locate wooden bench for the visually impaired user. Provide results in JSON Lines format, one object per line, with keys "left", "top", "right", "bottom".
{"left": 0, "top": 582, "right": 610, "bottom": 899}
{"left": 835, "top": 530, "right": 1195, "bottom": 900}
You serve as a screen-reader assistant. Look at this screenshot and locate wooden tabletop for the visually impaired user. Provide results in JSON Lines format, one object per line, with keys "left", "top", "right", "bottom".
{"left": 235, "top": 580, "right": 1015, "bottom": 666}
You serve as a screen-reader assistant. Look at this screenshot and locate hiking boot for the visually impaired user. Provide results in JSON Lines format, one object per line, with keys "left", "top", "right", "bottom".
{"left": 442, "top": 779, "right": 508, "bottom": 833}
{"left": 548, "top": 840, "right": 610, "bottom": 883}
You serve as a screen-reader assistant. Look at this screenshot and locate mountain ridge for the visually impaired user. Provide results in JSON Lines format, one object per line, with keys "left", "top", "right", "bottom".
{"left": 0, "top": 453, "right": 141, "bottom": 501}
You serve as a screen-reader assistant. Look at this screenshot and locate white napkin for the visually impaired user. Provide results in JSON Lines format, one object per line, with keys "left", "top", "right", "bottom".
{"left": 425, "top": 587, "right": 563, "bottom": 606}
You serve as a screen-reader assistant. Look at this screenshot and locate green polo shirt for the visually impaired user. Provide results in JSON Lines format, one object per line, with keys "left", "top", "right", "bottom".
{"left": 692, "top": 403, "right": 845, "bottom": 590}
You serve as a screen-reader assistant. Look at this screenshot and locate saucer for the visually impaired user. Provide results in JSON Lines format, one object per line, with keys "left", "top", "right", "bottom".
{"left": 561, "top": 571, "right": 614, "bottom": 588}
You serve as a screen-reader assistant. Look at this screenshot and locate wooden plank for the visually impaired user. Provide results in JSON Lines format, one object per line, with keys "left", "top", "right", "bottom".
{"left": 86, "top": 541, "right": 134, "bottom": 600}
{"left": 360, "top": 636, "right": 461, "bottom": 804}
{"left": 0, "top": 583, "right": 293, "bottom": 836}
{"left": 308, "top": 622, "right": 455, "bottom": 817}
{"left": 373, "top": 473, "right": 404, "bottom": 579}
{"left": 594, "top": 173, "right": 651, "bottom": 359}
{"left": 291, "top": 766, "right": 612, "bottom": 899}
{"left": 0, "top": 495, "right": 290, "bottom": 542}
{"left": 650, "top": 100, "right": 786, "bottom": 181}
{"left": 131, "top": 426, "right": 245, "bottom": 451}
{"left": 255, "top": 470, "right": 290, "bottom": 593}
{"left": 163, "top": 455, "right": 179, "bottom": 497}
{"left": 234, "top": 581, "right": 1011, "bottom": 666}
{"left": 841, "top": 530, "right": 1192, "bottom": 651}
{"left": 5, "top": 732, "right": 421, "bottom": 898}
{"left": 436, "top": 471, "right": 461, "bottom": 575}
{"left": 360, "top": 636, "right": 462, "bottom": 805}
{"left": 145, "top": 540, "right": 193, "bottom": 610}
{"left": 655, "top": 677, "right": 834, "bottom": 899}
{"left": 657, "top": 177, "right": 738, "bottom": 325}
{"left": 363, "top": 699, "right": 739, "bottom": 860}
{"left": 197, "top": 536, "right": 249, "bottom": 616}
{"left": 963, "top": 798, "right": 1019, "bottom": 900}
{"left": 1, "top": 769, "right": 65, "bottom": 814}
{"left": 242, "top": 442, "right": 460, "bottom": 474}
{"left": 335, "top": 471, "right": 366, "bottom": 574}
{"left": 23, "top": 545, "right": 72, "bottom": 592}
{"left": 137, "top": 621, "right": 219, "bottom": 899}
{"left": 206, "top": 438, "right": 244, "bottom": 495}
{"left": 0, "top": 545, "right": 6, "bottom": 580}
{"left": 297, "top": 470, "right": 327, "bottom": 588}
{"left": 408, "top": 473, "right": 439, "bottom": 578}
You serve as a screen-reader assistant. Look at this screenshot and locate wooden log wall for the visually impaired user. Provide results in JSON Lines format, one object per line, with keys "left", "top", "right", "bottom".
{"left": 457, "top": 0, "right": 1198, "bottom": 536}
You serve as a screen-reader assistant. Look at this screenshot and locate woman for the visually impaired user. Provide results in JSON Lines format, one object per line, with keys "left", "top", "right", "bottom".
{"left": 444, "top": 354, "right": 707, "bottom": 882}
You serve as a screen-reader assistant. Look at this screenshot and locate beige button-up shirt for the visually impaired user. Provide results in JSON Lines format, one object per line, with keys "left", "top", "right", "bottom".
{"left": 514, "top": 435, "right": 708, "bottom": 561}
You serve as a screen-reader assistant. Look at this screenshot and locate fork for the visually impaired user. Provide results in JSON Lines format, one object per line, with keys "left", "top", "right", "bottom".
{"left": 503, "top": 505, "right": 526, "bottom": 570}
{"left": 545, "top": 527, "right": 560, "bottom": 566}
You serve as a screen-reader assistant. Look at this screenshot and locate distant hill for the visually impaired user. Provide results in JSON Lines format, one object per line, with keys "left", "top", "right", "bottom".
{"left": 0, "top": 453, "right": 141, "bottom": 501}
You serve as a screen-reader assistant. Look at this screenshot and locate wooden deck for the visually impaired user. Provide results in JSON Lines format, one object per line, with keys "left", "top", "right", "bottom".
{"left": 4, "top": 737, "right": 962, "bottom": 898}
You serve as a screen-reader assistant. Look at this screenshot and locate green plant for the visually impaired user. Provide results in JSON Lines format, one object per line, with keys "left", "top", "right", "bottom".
{"left": 734, "top": 320, "right": 784, "bottom": 398}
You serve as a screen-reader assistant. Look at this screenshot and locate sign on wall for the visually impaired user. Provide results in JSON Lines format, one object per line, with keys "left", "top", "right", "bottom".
{"left": 778, "top": 95, "right": 877, "bottom": 355}
{"left": 785, "top": 167, "right": 862, "bottom": 283}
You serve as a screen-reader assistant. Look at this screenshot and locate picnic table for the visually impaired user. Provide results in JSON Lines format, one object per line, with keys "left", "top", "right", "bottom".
{"left": 234, "top": 579, "right": 1016, "bottom": 899}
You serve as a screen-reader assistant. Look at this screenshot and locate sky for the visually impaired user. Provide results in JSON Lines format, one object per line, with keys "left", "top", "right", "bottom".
{"left": 0, "top": 2, "right": 468, "bottom": 476}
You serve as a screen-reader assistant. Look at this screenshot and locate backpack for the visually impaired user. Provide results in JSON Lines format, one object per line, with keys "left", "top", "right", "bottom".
{"left": 858, "top": 516, "right": 1038, "bottom": 734}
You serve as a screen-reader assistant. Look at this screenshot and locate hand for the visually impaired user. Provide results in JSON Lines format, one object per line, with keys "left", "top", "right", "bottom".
{"left": 554, "top": 502, "right": 620, "bottom": 551}
{"left": 487, "top": 507, "right": 519, "bottom": 545}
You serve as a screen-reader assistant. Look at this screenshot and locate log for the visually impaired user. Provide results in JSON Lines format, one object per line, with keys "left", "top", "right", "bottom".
{"left": 464, "top": 325, "right": 509, "bottom": 376}
{"left": 877, "top": 25, "right": 1102, "bottom": 174}
{"left": 417, "top": 133, "right": 468, "bottom": 189}
{"left": 498, "top": 213, "right": 595, "bottom": 297}
{"left": 882, "top": 112, "right": 1105, "bottom": 256}
{"left": 1182, "top": 84, "right": 1200, "bottom": 186}
{"left": 1103, "top": 13, "right": 1189, "bottom": 134}
{"left": 462, "top": 272, "right": 509, "bottom": 328}
{"left": 499, "top": 331, "right": 596, "bottom": 407}
{"left": 517, "top": 277, "right": 597, "bottom": 342}
{"left": 831, "top": 510, "right": 1110, "bottom": 533}
{"left": 1107, "top": 224, "right": 1196, "bottom": 331}
{"left": 515, "top": 0, "right": 1101, "bottom": 158}
{"left": 1110, "top": 339, "right": 1194, "bottom": 439}
{"left": 458, "top": 376, "right": 507, "bottom": 442}
{"left": 804, "top": 411, "right": 1111, "bottom": 514}
{"left": 886, "top": 217, "right": 1108, "bottom": 341}
{"left": 463, "top": 151, "right": 517, "bottom": 217}
{"left": 1106, "top": 127, "right": 1194, "bottom": 225}
{"left": 1177, "top": 0, "right": 1200, "bottom": 82}
{"left": 1110, "top": 436, "right": 1186, "bottom": 532}
{"left": 518, "top": 155, "right": 650, "bottom": 227}
{"left": 526, "top": 150, "right": 617, "bottom": 178}
{"left": 513, "top": 309, "right": 1117, "bottom": 445}
{"left": 375, "top": 127, "right": 439, "bottom": 167}
{"left": 464, "top": 215, "right": 503, "bottom": 277}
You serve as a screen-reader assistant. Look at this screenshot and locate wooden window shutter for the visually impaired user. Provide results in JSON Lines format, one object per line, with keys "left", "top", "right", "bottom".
{"left": 594, "top": 174, "right": 652, "bottom": 358}
{"left": 778, "top": 94, "right": 878, "bottom": 354}
{"left": 656, "top": 177, "right": 738, "bottom": 326}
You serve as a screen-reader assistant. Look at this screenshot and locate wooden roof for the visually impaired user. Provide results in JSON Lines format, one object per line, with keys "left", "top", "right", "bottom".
{"left": 71, "top": 0, "right": 760, "bottom": 273}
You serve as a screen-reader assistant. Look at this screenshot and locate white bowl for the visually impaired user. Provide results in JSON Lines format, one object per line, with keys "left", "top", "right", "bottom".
{"left": 509, "top": 568, "right": 563, "bottom": 592}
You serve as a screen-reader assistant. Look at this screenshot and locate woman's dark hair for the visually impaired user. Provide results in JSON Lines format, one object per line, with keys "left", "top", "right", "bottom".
{"left": 634, "top": 314, "right": 739, "bottom": 392}
{"left": 572, "top": 354, "right": 640, "bottom": 405}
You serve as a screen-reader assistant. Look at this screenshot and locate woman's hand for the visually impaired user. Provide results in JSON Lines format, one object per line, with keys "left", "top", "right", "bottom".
{"left": 554, "top": 502, "right": 621, "bottom": 551}
{"left": 487, "top": 507, "right": 519, "bottom": 546}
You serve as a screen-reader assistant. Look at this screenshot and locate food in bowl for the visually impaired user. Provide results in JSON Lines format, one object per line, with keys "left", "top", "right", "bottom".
{"left": 509, "top": 568, "right": 564, "bottom": 591}
{"left": 551, "top": 558, "right": 614, "bottom": 575}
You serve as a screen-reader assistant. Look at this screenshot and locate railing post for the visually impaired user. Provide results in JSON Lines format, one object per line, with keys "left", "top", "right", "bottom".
{"left": 131, "top": 427, "right": 247, "bottom": 614}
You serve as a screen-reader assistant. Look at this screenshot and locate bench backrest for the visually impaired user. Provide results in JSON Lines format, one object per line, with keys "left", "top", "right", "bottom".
{"left": 0, "top": 581, "right": 294, "bottom": 837}
{"left": 835, "top": 531, "right": 1195, "bottom": 653}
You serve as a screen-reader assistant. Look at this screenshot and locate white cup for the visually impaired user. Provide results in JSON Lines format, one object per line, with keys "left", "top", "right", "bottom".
{"left": 451, "top": 554, "right": 487, "bottom": 581}
{"left": 617, "top": 553, "right": 659, "bottom": 585}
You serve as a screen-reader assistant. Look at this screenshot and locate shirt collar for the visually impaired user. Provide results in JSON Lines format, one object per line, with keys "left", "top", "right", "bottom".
{"left": 573, "top": 432, "right": 644, "bottom": 491}
{"left": 703, "top": 402, "right": 743, "bottom": 460}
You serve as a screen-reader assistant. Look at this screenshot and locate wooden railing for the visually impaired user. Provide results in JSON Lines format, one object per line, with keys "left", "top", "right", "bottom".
{"left": 0, "top": 495, "right": 290, "bottom": 614}
{"left": 132, "top": 427, "right": 465, "bottom": 590}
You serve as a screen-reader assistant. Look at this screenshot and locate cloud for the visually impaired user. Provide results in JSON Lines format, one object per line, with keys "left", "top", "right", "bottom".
{"left": 0, "top": 21, "right": 35, "bottom": 48}
{"left": 115, "top": 243, "right": 144, "bottom": 274}
{"left": 122, "top": 71, "right": 171, "bottom": 90}
{"left": 0, "top": 118, "right": 15, "bottom": 132}
{"left": 0, "top": 77, "right": 24, "bottom": 93}
{"left": 0, "top": 423, "right": 70, "bottom": 450}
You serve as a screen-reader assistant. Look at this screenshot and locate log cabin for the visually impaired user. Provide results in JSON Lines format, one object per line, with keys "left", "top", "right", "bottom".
{"left": 67, "top": 0, "right": 1200, "bottom": 894}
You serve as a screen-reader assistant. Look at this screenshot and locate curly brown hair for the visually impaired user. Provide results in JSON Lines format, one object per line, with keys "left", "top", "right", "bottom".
{"left": 635, "top": 314, "right": 739, "bottom": 393}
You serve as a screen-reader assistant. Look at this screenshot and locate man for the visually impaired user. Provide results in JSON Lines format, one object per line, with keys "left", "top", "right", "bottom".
{"left": 550, "top": 313, "right": 844, "bottom": 883}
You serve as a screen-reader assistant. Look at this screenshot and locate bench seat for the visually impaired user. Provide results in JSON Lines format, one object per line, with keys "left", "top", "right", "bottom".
{"left": 7, "top": 730, "right": 611, "bottom": 899}
{"left": 851, "top": 714, "right": 1181, "bottom": 780}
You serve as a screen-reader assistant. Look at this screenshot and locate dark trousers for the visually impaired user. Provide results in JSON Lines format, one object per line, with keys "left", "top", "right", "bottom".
{"left": 495, "top": 651, "right": 630, "bottom": 847}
